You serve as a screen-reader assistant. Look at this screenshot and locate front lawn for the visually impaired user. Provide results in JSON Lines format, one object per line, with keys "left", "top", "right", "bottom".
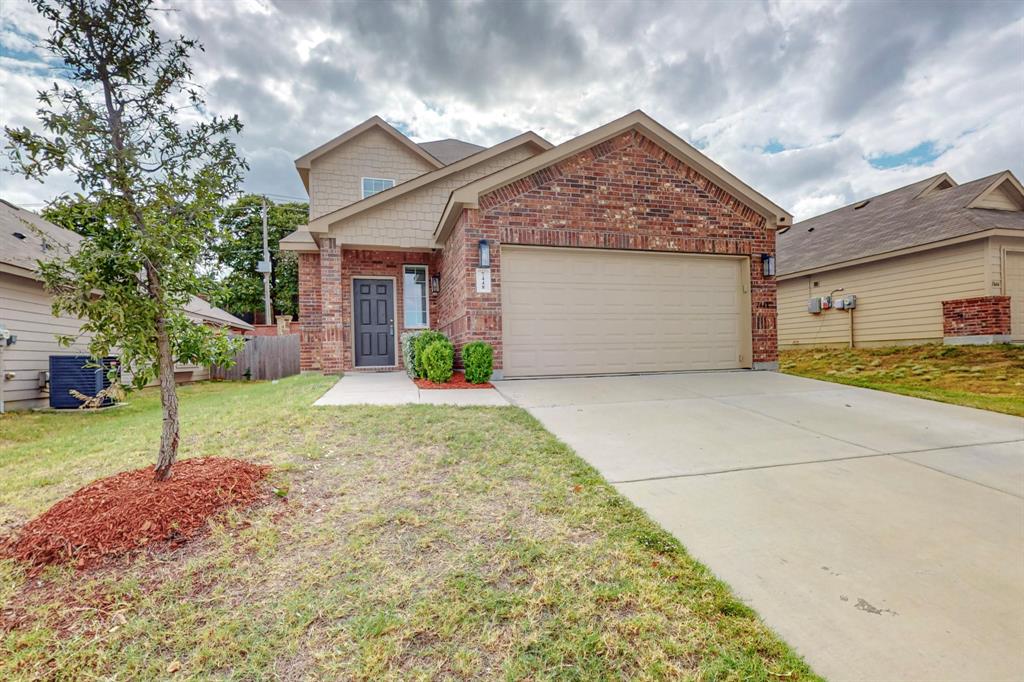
{"left": 1, "top": 376, "right": 818, "bottom": 680}
{"left": 781, "top": 344, "right": 1024, "bottom": 417}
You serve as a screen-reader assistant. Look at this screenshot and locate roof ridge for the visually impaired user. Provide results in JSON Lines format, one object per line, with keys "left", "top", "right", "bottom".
{"left": 420, "top": 137, "right": 483, "bottom": 145}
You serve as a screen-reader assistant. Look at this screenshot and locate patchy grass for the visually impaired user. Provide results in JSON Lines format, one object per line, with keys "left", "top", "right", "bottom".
{"left": 781, "top": 344, "right": 1024, "bottom": 417}
{"left": 1, "top": 376, "right": 819, "bottom": 680}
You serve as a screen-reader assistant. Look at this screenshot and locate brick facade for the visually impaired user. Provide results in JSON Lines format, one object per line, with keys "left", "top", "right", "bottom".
{"left": 436, "top": 130, "right": 778, "bottom": 370}
{"left": 298, "top": 245, "right": 439, "bottom": 372}
{"left": 298, "top": 252, "right": 322, "bottom": 371}
{"left": 338, "top": 249, "right": 437, "bottom": 370}
{"left": 941, "top": 296, "right": 1011, "bottom": 338}
{"left": 301, "top": 128, "right": 780, "bottom": 375}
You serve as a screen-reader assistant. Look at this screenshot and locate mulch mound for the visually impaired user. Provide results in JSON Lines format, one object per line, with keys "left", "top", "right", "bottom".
{"left": 414, "top": 371, "right": 493, "bottom": 390}
{"left": 3, "top": 457, "right": 271, "bottom": 571}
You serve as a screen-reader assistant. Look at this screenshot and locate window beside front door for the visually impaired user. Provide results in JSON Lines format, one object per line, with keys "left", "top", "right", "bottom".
{"left": 403, "top": 265, "right": 428, "bottom": 328}
{"left": 361, "top": 177, "right": 394, "bottom": 199}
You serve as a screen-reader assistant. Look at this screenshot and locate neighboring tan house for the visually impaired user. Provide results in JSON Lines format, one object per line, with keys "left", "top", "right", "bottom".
{"left": 281, "top": 111, "right": 791, "bottom": 378}
{"left": 777, "top": 171, "right": 1024, "bottom": 348}
{"left": 0, "top": 199, "right": 253, "bottom": 411}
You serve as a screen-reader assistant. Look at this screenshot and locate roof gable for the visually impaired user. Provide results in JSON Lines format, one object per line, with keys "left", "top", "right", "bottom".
{"left": 294, "top": 116, "right": 444, "bottom": 191}
{"left": 966, "top": 171, "right": 1024, "bottom": 211}
{"left": 434, "top": 110, "right": 792, "bottom": 242}
{"left": 914, "top": 172, "right": 958, "bottom": 198}
{"left": 306, "top": 131, "right": 551, "bottom": 233}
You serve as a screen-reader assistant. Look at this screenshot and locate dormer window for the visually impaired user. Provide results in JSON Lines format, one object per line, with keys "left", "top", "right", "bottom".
{"left": 362, "top": 177, "right": 394, "bottom": 199}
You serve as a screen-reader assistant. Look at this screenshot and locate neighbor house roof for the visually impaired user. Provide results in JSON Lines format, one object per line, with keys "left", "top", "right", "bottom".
{"left": 293, "top": 116, "right": 445, "bottom": 191}
{"left": 180, "top": 295, "right": 253, "bottom": 330}
{"left": 0, "top": 199, "right": 253, "bottom": 331}
{"left": 418, "top": 138, "right": 486, "bottom": 165}
{"left": 434, "top": 110, "right": 793, "bottom": 243}
{"left": 303, "top": 130, "right": 552, "bottom": 234}
{"left": 777, "top": 170, "right": 1024, "bottom": 278}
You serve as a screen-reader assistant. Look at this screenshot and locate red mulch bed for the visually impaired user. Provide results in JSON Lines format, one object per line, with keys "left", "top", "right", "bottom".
{"left": 3, "top": 457, "right": 271, "bottom": 571}
{"left": 413, "top": 371, "right": 493, "bottom": 389}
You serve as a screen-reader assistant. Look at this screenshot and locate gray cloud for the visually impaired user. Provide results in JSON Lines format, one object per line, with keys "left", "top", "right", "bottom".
{"left": 1, "top": 0, "right": 1021, "bottom": 220}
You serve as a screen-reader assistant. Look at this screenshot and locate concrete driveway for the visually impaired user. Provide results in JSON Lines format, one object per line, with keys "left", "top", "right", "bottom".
{"left": 495, "top": 371, "right": 1024, "bottom": 682}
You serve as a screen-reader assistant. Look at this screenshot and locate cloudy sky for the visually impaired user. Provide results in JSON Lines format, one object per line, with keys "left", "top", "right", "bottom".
{"left": 1, "top": 0, "right": 1022, "bottom": 220}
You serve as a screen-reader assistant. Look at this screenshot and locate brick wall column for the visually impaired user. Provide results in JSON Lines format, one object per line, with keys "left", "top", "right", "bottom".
{"left": 319, "top": 238, "right": 344, "bottom": 374}
{"left": 942, "top": 296, "right": 1011, "bottom": 342}
{"left": 298, "top": 252, "right": 322, "bottom": 371}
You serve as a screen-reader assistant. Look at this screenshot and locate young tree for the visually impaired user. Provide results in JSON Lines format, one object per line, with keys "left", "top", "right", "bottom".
{"left": 6, "top": 0, "right": 247, "bottom": 479}
{"left": 210, "top": 195, "right": 307, "bottom": 321}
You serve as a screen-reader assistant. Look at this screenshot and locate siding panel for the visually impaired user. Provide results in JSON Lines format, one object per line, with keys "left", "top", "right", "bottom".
{"left": 778, "top": 240, "right": 988, "bottom": 347}
{"left": 309, "top": 127, "right": 436, "bottom": 219}
{"left": 0, "top": 273, "right": 92, "bottom": 410}
{"left": 333, "top": 146, "right": 537, "bottom": 249}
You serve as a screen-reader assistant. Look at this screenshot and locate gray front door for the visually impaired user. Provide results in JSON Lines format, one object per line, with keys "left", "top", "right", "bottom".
{"left": 353, "top": 279, "right": 395, "bottom": 367}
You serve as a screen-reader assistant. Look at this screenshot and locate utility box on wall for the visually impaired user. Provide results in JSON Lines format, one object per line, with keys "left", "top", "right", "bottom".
{"left": 807, "top": 297, "right": 821, "bottom": 314}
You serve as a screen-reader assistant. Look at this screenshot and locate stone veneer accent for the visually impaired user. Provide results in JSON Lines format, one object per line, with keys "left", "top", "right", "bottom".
{"left": 941, "top": 296, "right": 1011, "bottom": 339}
{"left": 436, "top": 130, "right": 778, "bottom": 370}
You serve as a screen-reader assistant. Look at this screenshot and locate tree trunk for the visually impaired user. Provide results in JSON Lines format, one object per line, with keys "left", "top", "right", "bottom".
{"left": 152, "top": 313, "right": 179, "bottom": 480}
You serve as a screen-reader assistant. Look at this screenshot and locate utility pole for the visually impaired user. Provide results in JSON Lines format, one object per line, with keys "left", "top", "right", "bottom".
{"left": 260, "top": 197, "right": 273, "bottom": 326}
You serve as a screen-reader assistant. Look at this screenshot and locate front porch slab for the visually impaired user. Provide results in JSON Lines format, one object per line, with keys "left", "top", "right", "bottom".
{"left": 313, "top": 372, "right": 508, "bottom": 406}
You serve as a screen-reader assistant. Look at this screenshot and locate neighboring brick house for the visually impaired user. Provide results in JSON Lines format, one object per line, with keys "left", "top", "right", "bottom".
{"left": 282, "top": 111, "right": 792, "bottom": 378}
{"left": 778, "top": 171, "right": 1024, "bottom": 348}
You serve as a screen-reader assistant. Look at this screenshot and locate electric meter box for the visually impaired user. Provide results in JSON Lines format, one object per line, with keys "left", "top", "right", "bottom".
{"left": 843, "top": 294, "right": 857, "bottom": 309}
{"left": 807, "top": 298, "right": 821, "bottom": 314}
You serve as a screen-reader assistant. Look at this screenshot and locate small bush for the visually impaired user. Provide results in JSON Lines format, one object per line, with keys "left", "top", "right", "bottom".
{"left": 462, "top": 341, "right": 494, "bottom": 384}
{"left": 400, "top": 332, "right": 421, "bottom": 378}
{"left": 413, "top": 330, "right": 449, "bottom": 378}
{"left": 421, "top": 339, "right": 454, "bottom": 383}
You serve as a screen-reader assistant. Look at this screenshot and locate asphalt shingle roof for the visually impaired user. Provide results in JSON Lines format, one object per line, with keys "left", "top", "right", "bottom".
{"left": 778, "top": 172, "right": 1024, "bottom": 276}
{"left": 417, "top": 138, "right": 486, "bottom": 165}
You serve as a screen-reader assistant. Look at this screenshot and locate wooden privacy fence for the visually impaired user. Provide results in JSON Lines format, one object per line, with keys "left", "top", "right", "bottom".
{"left": 211, "top": 334, "right": 300, "bottom": 381}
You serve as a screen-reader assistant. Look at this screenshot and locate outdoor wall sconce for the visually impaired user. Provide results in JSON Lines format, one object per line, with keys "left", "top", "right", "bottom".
{"left": 761, "top": 253, "right": 776, "bottom": 277}
{"left": 430, "top": 273, "right": 440, "bottom": 294}
{"left": 478, "top": 239, "right": 491, "bottom": 268}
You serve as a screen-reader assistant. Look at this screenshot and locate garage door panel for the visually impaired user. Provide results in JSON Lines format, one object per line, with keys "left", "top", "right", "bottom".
{"left": 1007, "top": 252, "right": 1024, "bottom": 341}
{"left": 501, "top": 247, "right": 750, "bottom": 377}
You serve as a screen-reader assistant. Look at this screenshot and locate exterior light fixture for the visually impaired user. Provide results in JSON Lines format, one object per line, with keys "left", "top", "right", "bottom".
{"left": 761, "top": 254, "right": 776, "bottom": 277}
{"left": 430, "top": 273, "right": 440, "bottom": 294}
{"left": 478, "top": 239, "right": 491, "bottom": 268}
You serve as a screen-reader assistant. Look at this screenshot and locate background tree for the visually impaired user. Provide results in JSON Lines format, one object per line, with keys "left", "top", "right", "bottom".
{"left": 210, "top": 195, "right": 307, "bottom": 321}
{"left": 6, "top": 0, "right": 246, "bottom": 480}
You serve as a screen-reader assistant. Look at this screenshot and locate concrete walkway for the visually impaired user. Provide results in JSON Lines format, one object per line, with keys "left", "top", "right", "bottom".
{"left": 314, "top": 371, "right": 508, "bottom": 406}
{"left": 495, "top": 371, "right": 1024, "bottom": 682}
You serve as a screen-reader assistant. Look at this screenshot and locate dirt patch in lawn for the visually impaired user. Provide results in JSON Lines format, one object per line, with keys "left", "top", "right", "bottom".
{"left": 413, "top": 371, "right": 493, "bottom": 389}
{"left": 3, "top": 457, "right": 271, "bottom": 571}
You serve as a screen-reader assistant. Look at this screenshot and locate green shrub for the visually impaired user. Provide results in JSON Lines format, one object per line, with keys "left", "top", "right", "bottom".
{"left": 421, "top": 339, "right": 454, "bottom": 383}
{"left": 462, "top": 341, "right": 494, "bottom": 384}
{"left": 412, "top": 330, "right": 448, "bottom": 378}
{"left": 400, "top": 331, "right": 422, "bottom": 378}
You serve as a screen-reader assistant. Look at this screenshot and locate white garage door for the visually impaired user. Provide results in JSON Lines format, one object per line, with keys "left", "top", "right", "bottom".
{"left": 500, "top": 246, "right": 751, "bottom": 377}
